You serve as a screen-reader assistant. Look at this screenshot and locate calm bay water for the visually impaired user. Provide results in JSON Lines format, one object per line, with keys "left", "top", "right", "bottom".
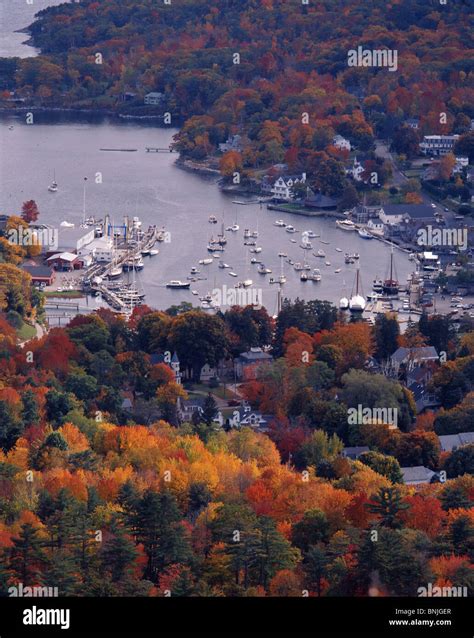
{"left": 0, "top": 3, "right": 412, "bottom": 312}
{"left": 0, "top": 0, "right": 65, "bottom": 58}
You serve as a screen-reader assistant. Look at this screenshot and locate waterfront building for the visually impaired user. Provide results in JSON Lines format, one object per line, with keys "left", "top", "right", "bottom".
{"left": 144, "top": 92, "right": 164, "bottom": 105}
{"left": 419, "top": 134, "right": 459, "bottom": 156}
{"left": 271, "top": 173, "right": 307, "bottom": 201}
{"left": 46, "top": 252, "right": 83, "bottom": 271}
{"left": 22, "top": 263, "right": 55, "bottom": 286}
{"left": 51, "top": 226, "right": 95, "bottom": 258}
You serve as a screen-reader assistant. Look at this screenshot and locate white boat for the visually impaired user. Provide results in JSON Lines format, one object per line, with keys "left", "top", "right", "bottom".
{"left": 335, "top": 248, "right": 342, "bottom": 253}
{"left": 315, "top": 249, "right": 325, "bottom": 258}
{"left": 190, "top": 266, "right": 200, "bottom": 274}
{"left": 274, "top": 220, "right": 286, "bottom": 227}
{"left": 300, "top": 241, "right": 312, "bottom": 249}
{"left": 109, "top": 266, "right": 123, "bottom": 279}
{"left": 8, "top": 125, "right": 14, "bottom": 131}
{"left": 349, "top": 264, "right": 366, "bottom": 312}
{"left": 278, "top": 274, "right": 286, "bottom": 284}
{"left": 166, "top": 280, "right": 191, "bottom": 289}
{"left": 199, "top": 258, "right": 213, "bottom": 265}
{"left": 285, "top": 225, "right": 296, "bottom": 233}
{"left": 300, "top": 272, "right": 308, "bottom": 281}
{"left": 141, "top": 248, "right": 151, "bottom": 256}
{"left": 244, "top": 229, "right": 251, "bottom": 238}
{"left": 229, "top": 271, "right": 238, "bottom": 277}
{"left": 192, "top": 290, "right": 199, "bottom": 295}
{"left": 230, "top": 224, "right": 239, "bottom": 232}
{"left": 339, "top": 296, "right": 349, "bottom": 310}
{"left": 209, "top": 215, "right": 218, "bottom": 224}
{"left": 303, "top": 230, "right": 318, "bottom": 238}
{"left": 251, "top": 247, "right": 262, "bottom": 253}
{"left": 218, "top": 261, "right": 230, "bottom": 269}
{"left": 235, "top": 279, "right": 253, "bottom": 288}
{"left": 149, "top": 249, "right": 159, "bottom": 256}
{"left": 336, "top": 219, "right": 356, "bottom": 231}
{"left": 325, "top": 261, "right": 331, "bottom": 266}
{"left": 207, "top": 243, "right": 224, "bottom": 252}
{"left": 293, "top": 262, "right": 304, "bottom": 271}
{"left": 250, "top": 257, "right": 260, "bottom": 264}
{"left": 258, "top": 264, "right": 271, "bottom": 274}
{"left": 373, "top": 278, "right": 383, "bottom": 292}
{"left": 48, "top": 170, "right": 58, "bottom": 192}
{"left": 334, "top": 268, "right": 341, "bottom": 274}
{"left": 290, "top": 239, "right": 297, "bottom": 243}
{"left": 358, "top": 228, "right": 373, "bottom": 240}
{"left": 308, "top": 268, "right": 322, "bottom": 282}
{"left": 278, "top": 252, "right": 287, "bottom": 258}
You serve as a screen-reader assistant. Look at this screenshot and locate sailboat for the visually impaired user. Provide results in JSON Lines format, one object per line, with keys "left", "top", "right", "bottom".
{"left": 339, "top": 279, "right": 349, "bottom": 310}
{"left": 383, "top": 245, "right": 399, "bottom": 296}
{"left": 108, "top": 221, "right": 122, "bottom": 279}
{"left": 349, "top": 263, "right": 366, "bottom": 313}
{"left": 48, "top": 170, "right": 58, "bottom": 193}
{"left": 217, "top": 215, "right": 227, "bottom": 245}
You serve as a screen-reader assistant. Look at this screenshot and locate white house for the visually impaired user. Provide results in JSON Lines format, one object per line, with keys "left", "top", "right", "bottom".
{"left": 333, "top": 135, "right": 351, "bottom": 151}
{"left": 346, "top": 157, "right": 365, "bottom": 182}
{"left": 367, "top": 218, "right": 384, "bottom": 235}
{"left": 144, "top": 92, "right": 164, "bottom": 105}
{"left": 419, "top": 135, "right": 459, "bottom": 156}
{"left": 271, "top": 173, "right": 307, "bottom": 201}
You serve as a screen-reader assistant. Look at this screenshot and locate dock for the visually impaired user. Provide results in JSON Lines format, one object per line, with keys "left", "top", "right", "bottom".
{"left": 84, "top": 225, "right": 159, "bottom": 311}
{"left": 145, "top": 147, "right": 177, "bottom": 153}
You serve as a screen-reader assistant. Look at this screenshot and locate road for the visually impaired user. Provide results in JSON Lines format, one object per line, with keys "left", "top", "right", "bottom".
{"left": 374, "top": 140, "right": 456, "bottom": 223}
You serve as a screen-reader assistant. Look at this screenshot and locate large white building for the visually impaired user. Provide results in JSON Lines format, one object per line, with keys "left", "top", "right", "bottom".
{"left": 419, "top": 135, "right": 459, "bottom": 156}
{"left": 271, "top": 173, "right": 307, "bottom": 201}
{"left": 79, "top": 237, "right": 114, "bottom": 262}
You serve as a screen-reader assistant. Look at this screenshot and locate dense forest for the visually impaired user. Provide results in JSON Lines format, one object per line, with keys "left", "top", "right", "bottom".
{"left": 0, "top": 275, "right": 473, "bottom": 596}
{"left": 1, "top": 0, "right": 473, "bottom": 172}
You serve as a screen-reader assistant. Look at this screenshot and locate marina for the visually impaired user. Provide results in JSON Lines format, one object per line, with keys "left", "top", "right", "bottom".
{"left": 2, "top": 113, "right": 417, "bottom": 316}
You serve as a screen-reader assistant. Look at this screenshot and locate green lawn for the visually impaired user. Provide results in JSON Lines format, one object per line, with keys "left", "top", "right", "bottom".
{"left": 17, "top": 321, "right": 37, "bottom": 341}
{"left": 185, "top": 383, "right": 240, "bottom": 402}
{"left": 44, "top": 291, "right": 84, "bottom": 299}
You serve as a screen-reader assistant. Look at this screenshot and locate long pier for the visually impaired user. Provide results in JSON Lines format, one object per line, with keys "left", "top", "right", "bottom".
{"left": 145, "top": 147, "right": 177, "bottom": 153}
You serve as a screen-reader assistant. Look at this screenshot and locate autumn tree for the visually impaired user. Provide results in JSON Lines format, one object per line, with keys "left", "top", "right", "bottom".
{"left": 21, "top": 200, "right": 40, "bottom": 224}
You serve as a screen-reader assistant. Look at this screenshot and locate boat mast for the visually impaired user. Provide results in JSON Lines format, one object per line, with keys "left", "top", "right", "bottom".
{"left": 82, "top": 177, "right": 88, "bottom": 225}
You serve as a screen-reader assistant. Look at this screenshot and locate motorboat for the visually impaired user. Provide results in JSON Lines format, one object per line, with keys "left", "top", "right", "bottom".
{"left": 149, "top": 249, "right": 159, "bottom": 256}
{"left": 229, "top": 271, "right": 238, "bottom": 277}
{"left": 358, "top": 228, "right": 373, "bottom": 239}
{"left": 308, "top": 268, "right": 322, "bottom": 282}
{"left": 199, "top": 258, "right": 213, "bottom": 265}
{"left": 336, "top": 219, "right": 356, "bottom": 231}
{"left": 209, "top": 216, "right": 218, "bottom": 224}
{"left": 285, "top": 225, "right": 296, "bottom": 233}
{"left": 300, "top": 272, "right": 308, "bottom": 281}
{"left": 274, "top": 220, "right": 286, "bottom": 227}
{"left": 166, "top": 280, "right": 191, "bottom": 289}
